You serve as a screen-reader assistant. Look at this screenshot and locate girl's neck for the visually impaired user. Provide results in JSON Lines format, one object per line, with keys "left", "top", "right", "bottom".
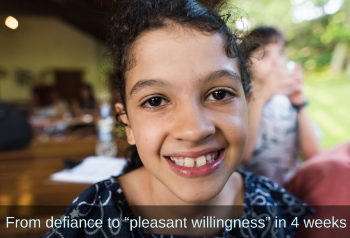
{"left": 118, "top": 166, "right": 245, "bottom": 206}
{"left": 118, "top": 167, "right": 245, "bottom": 236}
{"left": 148, "top": 169, "right": 244, "bottom": 206}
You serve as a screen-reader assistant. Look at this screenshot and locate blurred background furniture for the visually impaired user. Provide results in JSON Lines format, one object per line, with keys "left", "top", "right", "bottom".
{"left": 0, "top": 134, "right": 129, "bottom": 237}
{"left": 285, "top": 142, "right": 350, "bottom": 238}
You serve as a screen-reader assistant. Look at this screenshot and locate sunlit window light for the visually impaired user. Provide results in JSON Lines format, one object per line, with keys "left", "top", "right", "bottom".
{"left": 5, "top": 16, "right": 18, "bottom": 29}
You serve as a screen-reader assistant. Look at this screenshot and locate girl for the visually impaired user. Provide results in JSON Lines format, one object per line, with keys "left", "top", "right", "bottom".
{"left": 240, "top": 27, "right": 320, "bottom": 185}
{"left": 45, "top": 1, "right": 312, "bottom": 237}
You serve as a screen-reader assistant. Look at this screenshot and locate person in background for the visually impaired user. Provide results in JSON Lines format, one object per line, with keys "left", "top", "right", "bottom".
{"left": 240, "top": 27, "right": 320, "bottom": 185}
{"left": 71, "top": 84, "right": 99, "bottom": 117}
{"left": 51, "top": 89, "right": 69, "bottom": 118}
{"left": 32, "top": 74, "right": 55, "bottom": 116}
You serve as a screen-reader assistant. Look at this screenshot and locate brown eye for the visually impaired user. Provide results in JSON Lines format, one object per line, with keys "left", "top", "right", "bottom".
{"left": 212, "top": 90, "right": 226, "bottom": 100}
{"left": 148, "top": 97, "right": 162, "bottom": 106}
{"left": 142, "top": 96, "right": 168, "bottom": 108}
{"left": 207, "top": 90, "right": 234, "bottom": 101}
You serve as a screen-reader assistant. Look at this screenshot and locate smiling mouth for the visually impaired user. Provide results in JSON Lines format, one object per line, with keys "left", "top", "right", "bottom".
{"left": 165, "top": 150, "right": 220, "bottom": 168}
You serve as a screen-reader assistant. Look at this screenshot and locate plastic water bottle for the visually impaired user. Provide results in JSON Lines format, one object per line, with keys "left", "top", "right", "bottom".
{"left": 95, "top": 106, "right": 117, "bottom": 157}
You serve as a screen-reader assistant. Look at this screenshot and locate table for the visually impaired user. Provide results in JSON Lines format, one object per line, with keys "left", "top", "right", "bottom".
{"left": 0, "top": 135, "right": 129, "bottom": 237}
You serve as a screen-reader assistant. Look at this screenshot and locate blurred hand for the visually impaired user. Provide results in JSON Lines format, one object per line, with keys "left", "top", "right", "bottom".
{"left": 252, "top": 66, "right": 293, "bottom": 102}
{"left": 287, "top": 63, "right": 306, "bottom": 105}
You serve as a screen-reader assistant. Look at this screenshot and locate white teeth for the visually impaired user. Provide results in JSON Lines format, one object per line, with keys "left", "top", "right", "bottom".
{"left": 184, "top": 158, "right": 194, "bottom": 167}
{"left": 206, "top": 154, "right": 211, "bottom": 161}
{"left": 179, "top": 158, "right": 184, "bottom": 165}
{"left": 169, "top": 151, "right": 220, "bottom": 168}
{"left": 196, "top": 156, "right": 206, "bottom": 167}
{"left": 206, "top": 153, "right": 214, "bottom": 162}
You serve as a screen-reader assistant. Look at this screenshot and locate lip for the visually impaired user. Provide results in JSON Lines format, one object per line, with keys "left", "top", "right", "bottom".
{"left": 164, "top": 149, "right": 225, "bottom": 178}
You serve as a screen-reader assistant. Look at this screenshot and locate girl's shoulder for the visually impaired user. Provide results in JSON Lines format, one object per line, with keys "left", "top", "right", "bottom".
{"left": 43, "top": 177, "right": 134, "bottom": 238}
{"left": 238, "top": 169, "right": 312, "bottom": 209}
{"left": 238, "top": 169, "right": 297, "bottom": 204}
{"left": 235, "top": 170, "right": 314, "bottom": 237}
{"left": 57, "top": 177, "right": 128, "bottom": 211}
{"left": 70, "top": 177, "right": 126, "bottom": 205}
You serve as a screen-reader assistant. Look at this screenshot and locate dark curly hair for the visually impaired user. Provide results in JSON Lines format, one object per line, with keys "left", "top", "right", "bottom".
{"left": 107, "top": 0, "right": 252, "bottom": 173}
{"left": 245, "top": 26, "right": 284, "bottom": 56}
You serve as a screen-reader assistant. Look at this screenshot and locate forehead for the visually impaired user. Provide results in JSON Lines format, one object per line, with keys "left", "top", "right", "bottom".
{"left": 259, "top": 36, "right": 285, "bottom": 52}
{"left": 124, "top": 26, "right": 240, "bottom": 94}
{"left": 251, "top": 39, "right": 285, "bottom": 59}
{"left": 265, "top": 39, "right": 285, "bottom": 50}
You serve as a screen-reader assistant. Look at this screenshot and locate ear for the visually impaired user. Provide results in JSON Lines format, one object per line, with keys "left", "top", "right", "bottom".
{"left": 246, "top": 89, "right": 253, "bottom": 109}
{"left": 115, "top": 103, "right": 136, "bottom": 145}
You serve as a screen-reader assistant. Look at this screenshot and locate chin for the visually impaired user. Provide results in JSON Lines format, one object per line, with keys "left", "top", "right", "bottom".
{"left": 171, "top": 179, "right": 229, "bottom": 204}
{"left": 174, "top": 192, "right": 218, "bottom": 204}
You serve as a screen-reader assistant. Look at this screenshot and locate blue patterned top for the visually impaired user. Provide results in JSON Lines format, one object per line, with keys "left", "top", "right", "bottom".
{"left": 44, "top": 170, "right": 312, "bottom": 238}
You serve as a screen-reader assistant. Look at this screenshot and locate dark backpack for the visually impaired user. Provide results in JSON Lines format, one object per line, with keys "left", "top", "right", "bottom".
{"left": 0, "top": 102, "right": 33, "bottom": 151}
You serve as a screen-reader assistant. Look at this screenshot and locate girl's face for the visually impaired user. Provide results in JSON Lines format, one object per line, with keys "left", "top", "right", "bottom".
{"left": 118, "top": 27, "right": 248, "bottom": 203}
{"left": 250, "top": 38, "right": 286, "bottom": 81}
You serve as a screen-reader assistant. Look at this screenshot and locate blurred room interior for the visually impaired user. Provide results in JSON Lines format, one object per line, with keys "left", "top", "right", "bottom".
{"left": 0, "top": 1, "right": 129, "bottom": 237}
{"left": 0, "top": 0, "right": 349, "bottom": 237}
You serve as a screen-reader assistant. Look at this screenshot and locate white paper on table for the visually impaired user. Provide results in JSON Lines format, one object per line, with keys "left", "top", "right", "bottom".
{"left": 50, "top": 156, "right": 127, "bottom": 184}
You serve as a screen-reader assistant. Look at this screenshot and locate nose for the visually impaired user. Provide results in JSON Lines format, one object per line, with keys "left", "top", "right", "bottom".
{"left": 169, "top": 101, "right": 215, "bottom": 143}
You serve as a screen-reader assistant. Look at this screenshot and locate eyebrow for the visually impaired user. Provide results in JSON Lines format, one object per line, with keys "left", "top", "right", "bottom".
{"left": 203, "top": 69, "right": 241, "bottom": 84}
{"left": 129, "top": 79, "right": 169, "bottom": 96}
{"left": 129, "top": 69, "right": 241, "bottom": 96}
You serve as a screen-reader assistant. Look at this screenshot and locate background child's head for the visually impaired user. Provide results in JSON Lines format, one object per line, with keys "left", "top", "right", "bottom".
{"left": 108, "top": 0, "right": 251, "bottom": 202}
{"left": 78, "top": 84, "right": 95, "bottom": 102}
{"left": 247, "top": 27, "right": 286, "bottom": 81}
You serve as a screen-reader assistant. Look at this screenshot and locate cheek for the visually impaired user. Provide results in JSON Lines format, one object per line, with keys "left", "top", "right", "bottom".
{"left": 224, "top": 114, "right": 248, "bottom": 168}
{"left": 279, "top": 56, "right": 287, "bottom": 66}
{"left": 217, "top": 102, "right": 248, "bottom": 145}
{"left": 251, "top": 59, "right": 267, "bottom": 75}
{"left": 130, "top": 113, "right": 167, "bottom": 162}
{"left": 226, "top": 111, "right": 248, "bottom": 143}
{"left": 261, "top": 59, "right": 273, "bottom": 70}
